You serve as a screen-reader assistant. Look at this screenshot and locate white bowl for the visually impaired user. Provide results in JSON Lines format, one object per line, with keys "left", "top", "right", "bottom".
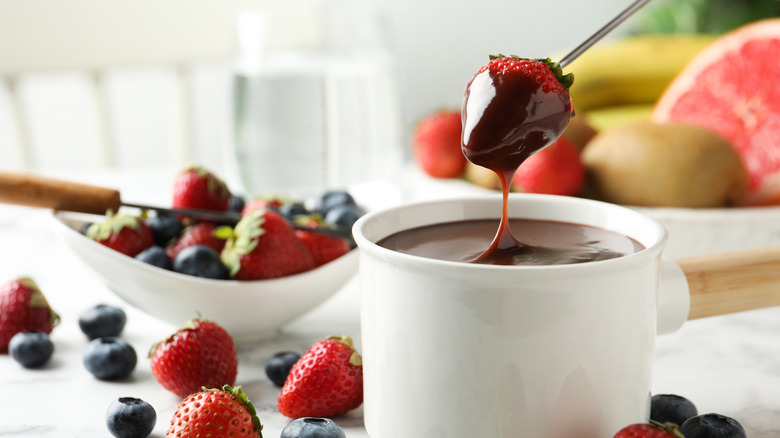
{"left": 52, "top": 211, "right": 359, "bottom": 344}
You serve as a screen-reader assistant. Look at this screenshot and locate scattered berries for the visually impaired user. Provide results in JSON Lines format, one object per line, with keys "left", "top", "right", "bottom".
{"left": 0, "top": 277, "right": 59, "bottom": 353}
{"left": 413, "top": 109, "right": 467, "bottom": 178}
{"left": 171, "top": 165, "right": 232, "bottom": 213}
{"left": 221, "top": 209, "right": 316, "bottom": 280}
{"left": 149, "top": 318, "right": 238, "bottom": 398}
{"left": 166, "top": 385, "right": 263, "bottom": 438}
{"left": 106, "top": 397, "right": 157, "bottom": 438}
{"left": 308, "top": 190, "right": 356, "bottom": 216}
{"left": 680, "top": 413, "right": 746, "bottom": 438}
{"left": 651, "top": 394, "right": 698, "bottom": 427}
{"left": 9, "top": 331, "right": 54, "bottom": 368}
{"left": 83, "top": 337, "right": 138, "bottom": 380}
{"left": 165, "top": 222, "right": 227, "bottom": 261}
{"left": 86, "top": 213, "right": 154, "bottom": 257}
{"left": 281, "top": 417, "right": 346, "bottom": 438}
{"left": 614, "top": 421, "right": 684, "bottom": 437}
{"left": 323, "top": 204, "right": 365, "bottom": 230}
{"left": 146, "top": 214, "right": 184, "bottom": 247}
{"left": 511, "top": 135, "right": 585, "bottom": 196}
{"left": 135, "top": 246, "right": 173, "bottom": 270}
{"left": 79, "top": 304, "right": 127, "bottom": 340}
{"left": 295, "top": 218, "right": 351, "bottom": 267}
{"left": 172, "top": 245, "right": 229, "bottom": 279}
{"left": 265, "top": 351, "right": 301, "bottom": 387}
{"left": 278, "top": 335, "right": 363, "bottom": 418}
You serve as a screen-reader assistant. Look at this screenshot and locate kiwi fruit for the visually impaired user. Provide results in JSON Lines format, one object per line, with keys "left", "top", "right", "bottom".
{"left": 581, "top": 121, "right": 747, "bottom": 208}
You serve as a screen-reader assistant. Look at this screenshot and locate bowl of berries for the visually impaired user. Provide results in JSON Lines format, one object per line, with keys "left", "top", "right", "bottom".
{"left": 51, "top": 166, "right": 367, "bottom": 344}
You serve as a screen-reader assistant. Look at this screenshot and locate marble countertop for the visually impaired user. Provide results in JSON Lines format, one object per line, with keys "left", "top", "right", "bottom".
{"left": 2, "top": 169, "right": 780, "bottom": 437}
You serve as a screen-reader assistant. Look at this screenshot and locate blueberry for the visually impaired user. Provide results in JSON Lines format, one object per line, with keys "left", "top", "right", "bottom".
{"left": 83, "top": 337, "right": 137, "bottom": 380}
{"left": 650, "top": 393, "right": 698, "bottom": 427}
{"left": 680, "top": 413, "right": 746, "bottom": 438}
{"left": 324, "top": 204, "right": 365, "bottom": 229}
{"left": 9, "top": 331, "right": 54, "bottom": 368}
{"left": 135, "top": 246, "right": 173, "bottom": 270}
{"left": 173, "top": 245, "right": 229, "bottom": 279}
{"left": 80, "top": 222, "right": 93, "bottom": 235}
{"left": 279, "top": 202, "right": 310, "bottom": 221}
{"left": 106, "top": 397, "right": 156, "bottom": 438}
{"left": 79, "top": 304, "right": 127, "bottom": 340}
{"left": 309, "top": 190, "right": 356, "bottom": 215}
{"left": 228, "top": 194, "right": 246, "bottom": 213}
{"left": 281, "top": 417, "right": 346, "bottom": 438}
{"left": 146, "top": 214, "right": 183, "bottom": 247}
{"left": 265, "top": 351, "right": 301, "bottom": 387}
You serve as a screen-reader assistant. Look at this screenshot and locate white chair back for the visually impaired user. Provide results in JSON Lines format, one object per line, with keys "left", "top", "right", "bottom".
{"left": 0, "top": 0, "right": 271, "bottom": 172}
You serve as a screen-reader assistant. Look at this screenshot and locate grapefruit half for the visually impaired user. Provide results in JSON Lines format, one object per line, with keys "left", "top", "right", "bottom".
{"left": 652, "top": 19, "right": 780, "bottom": 205}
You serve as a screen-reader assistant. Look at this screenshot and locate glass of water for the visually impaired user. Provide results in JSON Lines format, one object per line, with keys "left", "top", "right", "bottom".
{"left": 230, "top": 0, "right": 404, "bottom": 199}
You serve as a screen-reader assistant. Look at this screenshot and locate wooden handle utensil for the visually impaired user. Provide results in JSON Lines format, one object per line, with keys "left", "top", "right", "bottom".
{"left": 680, "top": 245, "right": 780, "bottom": 319}
{"left": 0, "top": 171, "right": 121, "bottom": 215}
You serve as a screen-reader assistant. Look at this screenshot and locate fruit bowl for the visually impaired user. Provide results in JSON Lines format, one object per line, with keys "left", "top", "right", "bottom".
{"left": 52, "top": 211, "right": 359, "bottom": 344}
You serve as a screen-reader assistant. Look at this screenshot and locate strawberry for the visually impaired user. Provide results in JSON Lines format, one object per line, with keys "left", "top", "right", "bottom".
{"left": 0, "top": 277, "right": 60, "bottom": 353}
{"left": 221, "top": 209, "right": 316, "bottom": 280}
{"left": 241, "top": 196, "right": 287, "bottom": 216}
{"left": 413, "top": 109, "right": 467, "bottom": 178}
{"left": 171, "top": 165, "right": 231, "bottom": 212}
{"left": 462, "top": 55, "right": 573, "bottom": 175}
{"left": 294, "top": 216, "right": 351, "bottom": 266}
{"left": 85, "top": 212, "right": 154, "bottom": 257}
{"left": 167, "top": 384, "right": 263, "bottom": 438}
{"left": 277, "top": 335, "right": 363, "bottom": 418}
{"left": 149, "top": 318, "right": 238, "bottom": 398}
{"left": 165, "top": 222, "right": 228, "bottom": 261}
{"left": 614, "top": 421, "right": 685, "bottom": 438}
{"left": 511, "top": 134, "right": 585, "bottom": 196}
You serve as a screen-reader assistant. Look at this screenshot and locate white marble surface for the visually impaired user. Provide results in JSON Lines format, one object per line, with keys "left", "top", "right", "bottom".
{"left": 2, "top": 170, "right": 780, "bottom": 437}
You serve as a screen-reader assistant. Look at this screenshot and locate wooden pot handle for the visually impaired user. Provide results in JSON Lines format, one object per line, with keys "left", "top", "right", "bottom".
{"left": 0, "top": 171, "right": 121, "bottom": 215}
{"left": 679, "top": 245, "right": 780, "bottom": 320}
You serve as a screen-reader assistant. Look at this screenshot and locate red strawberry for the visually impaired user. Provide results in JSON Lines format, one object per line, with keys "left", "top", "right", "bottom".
{"left": 414, "top": 109, "right": 467, "bottom": 178}
{"left": 167, "top": 385, "right": 263, "bottom": 438}
{"left": 462, "top": 55, "right": 573, "bottom": 175}
{"left": 171, "top": 165, "right": 231, "bottom": 212}
{"left": 241, "top": 196, "right": 287, "bottom": 216}
{"left": 512, "top": 135, "right": 585, "bottom": 196}
{"left": 86, "top": 213, "right": 154, "bottom": 257}
{"left": 294, "top": 216, "right": 350, "bottom": 266}
{"left": 165, "top": 222, "right": 228, "bottom": 260}
{"left": 221, "top": 209, "right": 316, "bottom": 280}
{"left": 614, "top": 421, "right": 684, "bottom": 438}
{"left": 277, "top": 335, "right": 363, "bottom": 418}
{"left": 149, "top": 318, "right": 238, "bottom": 398}
{"left": 0, "top": 277, "right": 60, "bottom": 353}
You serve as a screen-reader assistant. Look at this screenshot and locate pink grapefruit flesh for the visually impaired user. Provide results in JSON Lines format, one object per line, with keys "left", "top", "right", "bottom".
{"left": 652, "top": 19, "right": 780, "bottom": 205}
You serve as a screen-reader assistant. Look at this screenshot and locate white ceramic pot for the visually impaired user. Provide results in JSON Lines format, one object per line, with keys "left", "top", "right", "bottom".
{"left": 353, "top": 194, "right": 690, "bottom": 438}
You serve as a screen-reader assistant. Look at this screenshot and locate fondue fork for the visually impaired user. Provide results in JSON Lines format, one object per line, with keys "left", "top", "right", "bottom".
{"left": 558, "top": 0, "right": 652, "bottom": 68}
{"left": 0, "top": 171, "right": 354, "bottom": 241}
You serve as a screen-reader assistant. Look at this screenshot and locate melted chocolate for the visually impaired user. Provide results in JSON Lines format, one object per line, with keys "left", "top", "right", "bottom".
{"left": 461, "top": 62, "right": 573, "bottom": 264}
{"left": 378, "top": 219, "right": 644, "bottom": 266}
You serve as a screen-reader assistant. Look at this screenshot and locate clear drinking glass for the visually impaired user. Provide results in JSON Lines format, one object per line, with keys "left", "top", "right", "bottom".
{"left": 230, "top": 0, "right": 403, "bottom": 198}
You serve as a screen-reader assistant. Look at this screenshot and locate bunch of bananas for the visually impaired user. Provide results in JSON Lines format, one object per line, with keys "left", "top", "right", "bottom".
{"left": 562, "top": 34, "right": 717, "bottom": 131}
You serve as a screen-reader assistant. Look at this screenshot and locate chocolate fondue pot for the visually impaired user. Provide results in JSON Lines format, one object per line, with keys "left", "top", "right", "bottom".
{"left": 353, "top": 194, "right": 775, "bottom": 438}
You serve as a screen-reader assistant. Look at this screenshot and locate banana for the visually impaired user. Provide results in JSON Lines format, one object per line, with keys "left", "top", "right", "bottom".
{"left": 561, "top": 34, "right": 717, "bottom": 112}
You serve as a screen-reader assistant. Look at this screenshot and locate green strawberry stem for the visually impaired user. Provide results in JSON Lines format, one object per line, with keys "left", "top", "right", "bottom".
{"left": 329, "top": 335, "right": 363, "bottom": 366}
{"left": 649, "top": 419, "right": 685, "bottom": 438}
